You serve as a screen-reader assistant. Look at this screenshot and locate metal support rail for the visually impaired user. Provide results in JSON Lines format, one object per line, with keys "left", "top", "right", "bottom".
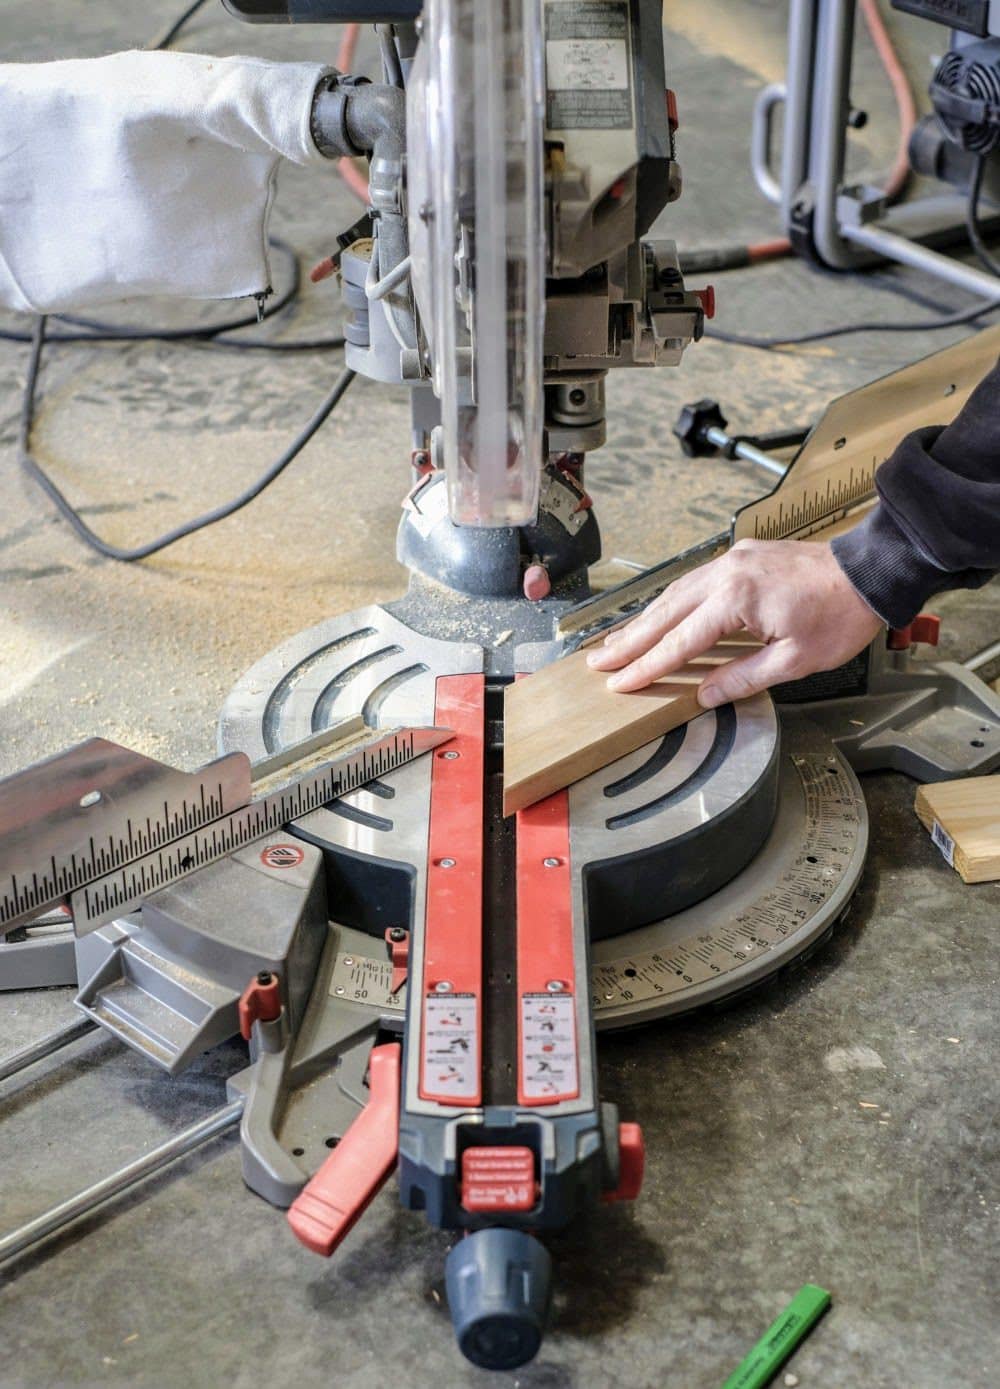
{"left": 0, "top": 1099, "right": 244, "bottom": 1266}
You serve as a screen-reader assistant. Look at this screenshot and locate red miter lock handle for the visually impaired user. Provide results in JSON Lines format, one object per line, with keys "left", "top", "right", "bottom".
{"left": 887, "top": 613, "right": 940, "bottom": 651}
{"left": 287, "top": 1042, "right": 401, "bottom": 1256}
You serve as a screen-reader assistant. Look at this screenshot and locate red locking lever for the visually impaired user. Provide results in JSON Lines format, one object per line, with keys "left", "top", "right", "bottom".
{"left": 887, "top": 613, "right": 940, "bottom": 651}
{"left": 287, "top": 1042, "right": 401, "bottom": 1256}
{"left": 601, "top": 1123, "right": 645, "bottom": 1204}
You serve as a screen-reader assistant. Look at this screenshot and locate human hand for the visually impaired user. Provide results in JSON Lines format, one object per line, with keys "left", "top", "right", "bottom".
{"left": 586, "top": 539, "right": 884, "bottom": 705}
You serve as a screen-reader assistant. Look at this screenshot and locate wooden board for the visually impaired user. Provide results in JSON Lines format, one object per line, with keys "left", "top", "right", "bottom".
{"left": 914, "top": 776, "right": 1000, "bottom": 884}
{"left": 501, "top": 499, "right": 869, "bottom": 817}
{"left": 502, "top": 636, "right": 759, "bottom": 817}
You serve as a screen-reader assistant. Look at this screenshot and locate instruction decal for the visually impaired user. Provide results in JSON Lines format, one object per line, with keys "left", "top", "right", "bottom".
{"left": 545, "top": 1, "right": 632, "bottom": 130}
{"left": 421, "top": 993, "right": 479, "bottom": 1102}
{"left": 520, "top": 992, "right": 579, "bottom": 1102}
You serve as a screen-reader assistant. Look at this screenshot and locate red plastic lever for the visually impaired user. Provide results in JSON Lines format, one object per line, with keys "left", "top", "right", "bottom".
{"left": 602, "top": 1123, "right": 645, "bottom": 1204}
{"left": 666, "top": 88, "right": 679, "bottom": 132}
{"left": 887, "top": 613, "right": 941, "bottom": 651}
{"left": 287, "top": 1042, "right": 401, "bottom": 1256}
{"left": 385, "top": 927, "right": 409, "bottom": 995}
{"left": 695, "top": 285, "right": 716, "bottom": 320}
{"left": 238, "top": 972, "right": 281, "bottom": 1041}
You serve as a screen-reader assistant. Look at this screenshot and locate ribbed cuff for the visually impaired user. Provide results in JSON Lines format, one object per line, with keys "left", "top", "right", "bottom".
{"left": 830, "top": 504, "right": 948, "bottom": 630}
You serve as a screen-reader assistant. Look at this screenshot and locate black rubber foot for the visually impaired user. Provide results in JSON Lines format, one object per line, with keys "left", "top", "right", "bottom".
{"left": 445, "top": 1228, "right": 552, "bottom": 1372}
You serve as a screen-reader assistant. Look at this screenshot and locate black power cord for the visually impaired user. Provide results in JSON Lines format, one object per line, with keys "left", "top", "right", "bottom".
{"left": 706, "top": 291, "right": 1000, "bottom": 351}
{"left": 966, "top": 153, "right": 1000, "bottom": 279}
{"left": 145, "top": 0, "right": 211, "bottom": 52}
{"left": 10, "top": 0, "right": 356, "bottom": 560}
{"left": 20, "top": 317, "right": 356, "bottom": 561}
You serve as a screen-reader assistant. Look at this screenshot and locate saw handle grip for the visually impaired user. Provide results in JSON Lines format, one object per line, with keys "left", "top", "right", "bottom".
{"left": 287, "top": 1041, "right": 401, "bottom": 1257}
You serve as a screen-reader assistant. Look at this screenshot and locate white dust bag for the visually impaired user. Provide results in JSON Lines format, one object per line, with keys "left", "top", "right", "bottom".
{"left": 0, "top": 50, "right": 333, "bottom": 313}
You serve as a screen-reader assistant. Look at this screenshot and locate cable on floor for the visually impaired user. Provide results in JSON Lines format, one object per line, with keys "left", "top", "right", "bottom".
{"left": 966, "top": 154, "right": 1000, "bottom": 279}
{"left": 18, "top": 316, "right": 357, "bottom": 562}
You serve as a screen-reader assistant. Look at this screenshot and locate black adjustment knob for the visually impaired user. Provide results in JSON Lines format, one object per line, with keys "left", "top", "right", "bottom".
{"left": 673, "top": 398, "right": 728, "bottom": 458}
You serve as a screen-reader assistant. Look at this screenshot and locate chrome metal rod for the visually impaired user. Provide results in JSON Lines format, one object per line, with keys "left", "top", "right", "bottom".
{"left": 965, "top": 638, "right": 1000, "bottom": 674}
{"left": 704, "top": 426, "right": 788, "bottom": 479}
{"left": 841, "top": 222, "right": 1000, "bottom": 301}
{"left": 0, "top": 1099, "right": 243, "bottom": 1266}
{"left": 0, "top": 1017, "right": 98, "bottom": 1085}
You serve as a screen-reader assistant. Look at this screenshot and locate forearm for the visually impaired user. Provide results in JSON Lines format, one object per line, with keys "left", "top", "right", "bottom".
{"left": 832, "top": 359, "right": 1000, "bottom": 627}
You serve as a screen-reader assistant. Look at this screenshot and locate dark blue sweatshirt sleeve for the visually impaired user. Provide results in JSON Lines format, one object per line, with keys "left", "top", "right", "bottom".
{"left": 831, "top": 357, "right": 1000, "bottom": 628}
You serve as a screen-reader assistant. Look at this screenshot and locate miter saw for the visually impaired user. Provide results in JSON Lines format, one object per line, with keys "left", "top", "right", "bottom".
{"left": 4, "top": 0, "right": 1000, "bottom": 1373}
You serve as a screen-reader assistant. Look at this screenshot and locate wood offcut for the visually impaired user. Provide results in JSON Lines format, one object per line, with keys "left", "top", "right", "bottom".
{"left": 915, "top": 776, "right": 1000, "bottom": 884}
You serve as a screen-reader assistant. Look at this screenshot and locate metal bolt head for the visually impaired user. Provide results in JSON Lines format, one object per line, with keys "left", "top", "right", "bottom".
{"left": 546, "top": 979, "right": 566, "bottom": 993}
{"left": 256, "top": 970, "right": 273, "bottom": 986}
{"left": 440, "top": 750, "right": 460, "bottom": 760}
{"left": 543, "top": 857, "right": 561, "bottom": 868}
{"left": 434, "top": 980, "right": 453, "bottom": 993}
{"left": 389, "top": 927, "right": 407, "bottom": 942}
{"left": 343, "top": 956, "right": 354, "bottom": 967}
{"left": 439, "top": 857, "right": 456, "bottom": 869}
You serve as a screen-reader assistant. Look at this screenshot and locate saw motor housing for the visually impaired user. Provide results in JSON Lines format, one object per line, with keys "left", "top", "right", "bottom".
{"left": 250, "top": 0, "right": 705, "bottom": 593}
{"left": 892, "top": 0, "right": 1000, "bottom": 196}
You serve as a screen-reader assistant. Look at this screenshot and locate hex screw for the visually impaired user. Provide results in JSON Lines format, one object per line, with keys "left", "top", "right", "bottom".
{"left": 440, "top": 750, "right": 460, "bottom": 760}
{"left": 435, "top": 980, "right": 453, "bottom": 993}
{"left": 439, "top": 858, "right": 456, "bottom": 869}
{"left": 256, "top": 970, "right": 273, "bottom": 986}
{"left": 543, "top": 857, "right": 561, "bottom": 868}
{"left": 546, "top": 980, "right": 566, "bottom": 993}
{"left": 389, "top": 927, "right": 407, "bottom": 942}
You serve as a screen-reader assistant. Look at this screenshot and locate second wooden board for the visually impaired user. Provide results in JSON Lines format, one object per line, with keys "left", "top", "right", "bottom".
{"left": 503, "top": 637, "right": 758, "bottom": 816}
{"left": 914, "top": 775, "right": 1000, "bottom": 883}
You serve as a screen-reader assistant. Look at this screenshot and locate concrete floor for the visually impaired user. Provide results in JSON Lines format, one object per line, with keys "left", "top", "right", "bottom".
{"left": 2, "top": 2, "right": 1000, "bottom": 1386}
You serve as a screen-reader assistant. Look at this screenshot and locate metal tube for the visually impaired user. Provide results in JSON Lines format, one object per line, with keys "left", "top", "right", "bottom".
{"left": 704, "top": 427, "right": 788, "bottom": 479}
{"left": 0, "top": 1017, "right": 98, "bottom": 1085}
{"left": 841, "top": 221, "right": 1000, "bottom": 300}
{"left": 366, "top": 254, "right": 412, "bottom": 301}
{"left": 965, "top": 638, "right": 1000, "bottom": 674}
{"left": 751, "top": 83, "right": 787, "bottom": 207}
{"left": 810, "top": 0, "right": 862, "bottom": 270}
{"left": 0, "top": 1099, "right": 243, "bottom": 1266}
{"left": 780, "top": 0, "right": 820, "bottom": 226}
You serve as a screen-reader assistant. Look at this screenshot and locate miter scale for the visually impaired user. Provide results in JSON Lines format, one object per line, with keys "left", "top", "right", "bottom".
{"left": 4, "top": 0, "right": 1000, "bottom": 1373}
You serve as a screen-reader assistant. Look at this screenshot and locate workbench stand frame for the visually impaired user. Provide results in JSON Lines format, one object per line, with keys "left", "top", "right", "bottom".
{"left": 752, "top": 0, "right": 1000, "bottom": 300}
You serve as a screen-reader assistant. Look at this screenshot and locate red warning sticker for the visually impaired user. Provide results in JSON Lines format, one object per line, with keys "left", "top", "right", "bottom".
{"left": 260, "top": 843, "right": 305, "bottom": 870}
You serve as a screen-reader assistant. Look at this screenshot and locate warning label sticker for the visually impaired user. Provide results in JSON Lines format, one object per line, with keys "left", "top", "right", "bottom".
{"left": 520, "top": 993, "right": 579, "bottom": 1101}
{"left": 545, "top": 1, "right": 631, "bottom": 130}
{"left": 259, "top": 843, "right": 305, "bottom": 870}
{"left": 421, "top": 993, "right": 479, "bottom": 1100}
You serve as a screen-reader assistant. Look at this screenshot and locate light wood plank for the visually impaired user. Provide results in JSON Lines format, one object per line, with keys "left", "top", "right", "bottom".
{"left": 914, "top": 776, "right": 1000, "bottom": 884}
{"left": 502, "top": 637, "right": 759, "bottom": 816}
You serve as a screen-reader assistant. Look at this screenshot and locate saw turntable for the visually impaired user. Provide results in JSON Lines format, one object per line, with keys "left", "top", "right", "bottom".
{"left": 3, "top": 0, "right": 1000, "bottom": 1372}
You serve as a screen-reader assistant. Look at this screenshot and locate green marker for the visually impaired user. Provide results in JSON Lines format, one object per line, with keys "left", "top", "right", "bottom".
{"left": 721, "top": 1283, "right": 831, "bottom": 1389}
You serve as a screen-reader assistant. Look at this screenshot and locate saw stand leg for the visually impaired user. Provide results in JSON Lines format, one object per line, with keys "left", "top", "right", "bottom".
{"left": 785, "top": 627, "right": 1000, "bottom": 782}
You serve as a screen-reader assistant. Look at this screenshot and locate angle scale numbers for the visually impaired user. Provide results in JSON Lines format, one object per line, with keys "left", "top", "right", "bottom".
{"left": 325, "top": 757, "right": 863, "bottom": 1019}
{"left": 591, "top": 754, "right": 864, "bottom": 1014}
{"left": 329, "top": 951, "right": 403, "bottom": 1012}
